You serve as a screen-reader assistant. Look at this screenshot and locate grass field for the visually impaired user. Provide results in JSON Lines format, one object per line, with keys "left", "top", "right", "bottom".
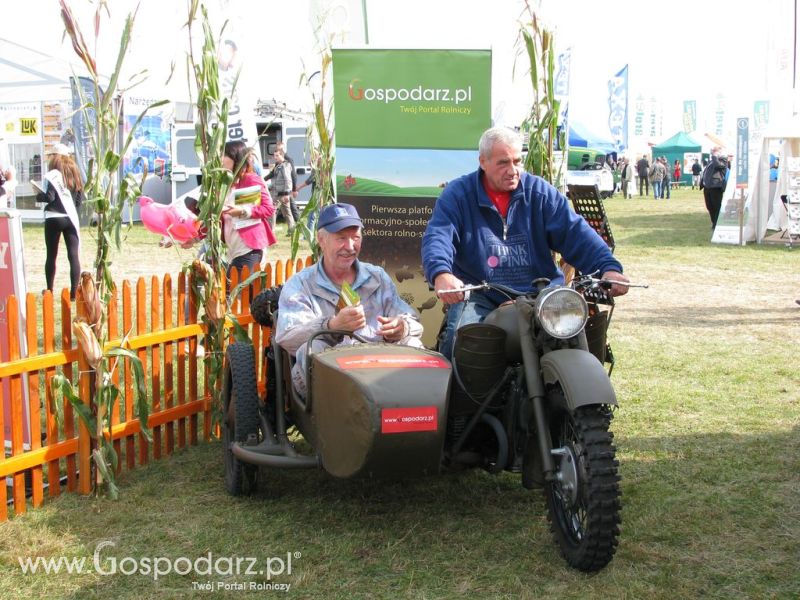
{"left": 1, "top": 189, "right": 799, "bottom": 599}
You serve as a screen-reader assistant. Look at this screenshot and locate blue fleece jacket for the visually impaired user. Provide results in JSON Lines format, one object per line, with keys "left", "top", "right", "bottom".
{"left": 422, "top": 169, "right": 622, "bottom": 303}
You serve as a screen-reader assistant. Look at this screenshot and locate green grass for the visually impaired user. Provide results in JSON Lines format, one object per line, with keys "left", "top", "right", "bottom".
{"left": 2, "top": 189, "right": 799, "bottom": 599}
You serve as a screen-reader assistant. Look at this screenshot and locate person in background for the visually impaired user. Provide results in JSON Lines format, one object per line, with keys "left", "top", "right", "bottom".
{"left": 637, "top": 154, "right": 650, "bottom": 197}
{"left": 691, "top": 159, "right": 703, "bottom": 190}
{"left": 700, "top": 147, "right": 729, "bottom": 231}
{"left": 221, "top": 141, "right": 276, "bottom": 278}
{"left": 275, "top": 203, "right": 423, "bottom": 395}
{"left": 662, "top": 157, "right": 672, "bottom": 199}
{"left": 649, "top": 156, "right": 665, "bottom": 199}
{"left": 673, "top": 159, "right": 682, "bottom": 184}
{"left": 619, "top": 157, "right": 632, "bottom": 199}
{"left": 37, "top": 144, "right": 84, "bottom": 299}
{"left": 421, "top": 127, "right": 629, "bottom": 360}
{"left": 265, "top": 141, "right": 300, "bottom": 224}
{"left": 264, "top": 144, "right": 296, "bottom": 235}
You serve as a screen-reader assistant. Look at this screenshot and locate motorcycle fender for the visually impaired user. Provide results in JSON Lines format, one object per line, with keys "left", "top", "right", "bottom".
{"left": 540, "top": 349, "right": 617, "bottom": 410}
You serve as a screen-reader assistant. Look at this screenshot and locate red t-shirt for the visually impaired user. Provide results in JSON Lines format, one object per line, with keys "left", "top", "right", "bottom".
{"left": 482, "top": 176, "right": 511, "bottom": 218}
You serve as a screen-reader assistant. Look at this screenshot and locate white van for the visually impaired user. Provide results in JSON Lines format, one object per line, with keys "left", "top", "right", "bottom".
{"left": 170, "top": 100, "right": 312, "bottom": 210}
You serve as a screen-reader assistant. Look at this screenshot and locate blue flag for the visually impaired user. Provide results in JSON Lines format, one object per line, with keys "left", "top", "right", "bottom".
{"left": 607, "top": 65, "right": 628, "bottom": 152}
{"left": 69, "top": 76, "right": 101, "bottom": 182}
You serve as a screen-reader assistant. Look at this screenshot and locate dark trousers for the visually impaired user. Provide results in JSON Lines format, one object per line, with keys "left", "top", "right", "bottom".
{"left": 703, "top": 187, "right": 724, "bottom": 229}
{"left": 44, "top": 217, "right": 81, "bottom": 299}
{"left": 227, "top": 249, "right": 263, "bottom": 302}
{"left": 227, "top": 249, "right": 263, "bottom": 279}
{"left": 638, "top": 175, "right": 649, "bottom": 196}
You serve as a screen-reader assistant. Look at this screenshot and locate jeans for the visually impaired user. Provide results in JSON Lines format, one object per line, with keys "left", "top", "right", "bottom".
{"left": 663, "top": 181, "right": 671, "bottom": 199}
{"left": 439, "top": 292, "right": 498, "bottom": 360}
{"left": 638, "top": 176, "right": 649, "bottom": 196}
{"left": 652, "top": 181, "right": 662, "bottom": 199}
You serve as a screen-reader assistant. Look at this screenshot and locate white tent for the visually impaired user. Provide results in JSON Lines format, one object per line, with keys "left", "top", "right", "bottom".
{"left": 0, "top": 38, "right": 96, "bottom": 103}
{"left": 745, "top": 115, "right": 800, "bottom": 243}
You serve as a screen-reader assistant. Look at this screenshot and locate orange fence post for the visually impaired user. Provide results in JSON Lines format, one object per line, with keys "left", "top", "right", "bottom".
{"left": 176, "top": 271, "right": 187, "bottom": 449}
{"left": 42, "top": 291, "right": 60, "bottom": 498}
{"left": 108, "top": 285, "right": 121, "bottom": 472}
{"left": 163, "top": 274, "right": 174, "bottom": 455}
{"left": 188, "top": 273, "right": 199, "bottom": 446}
{"left": 75, "top": 289, "right": 93, "bottom": 496}
{"left": 60, "top": 289, "right": 77, "bottom": 491}
{"left": 122, "top": 281, "right": 135, "bottom": 470}
{"left": 136, "top": 278, "right": 148, "bottom": 466}
{"left": 150, "top": 276, "right": 162, "bottom": 460}
{"left": 8, "top": 297, "right": 25, "bottom": 514}
{"left": 25, "top": 294, "right": 43, "bottom": 508}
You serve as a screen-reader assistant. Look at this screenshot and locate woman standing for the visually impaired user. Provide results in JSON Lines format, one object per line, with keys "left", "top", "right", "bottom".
{"left": 673, "top": 160, "right": 681, "bottom": 183}
{"left": 37, "top": 144, "right": 83, "bottom": 299}
{"left": 221, "top": 141, "right": 276, "bottom": 277}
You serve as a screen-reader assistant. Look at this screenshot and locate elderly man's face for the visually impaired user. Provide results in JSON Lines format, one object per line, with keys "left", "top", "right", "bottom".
{"left": 479, "top": 142, "right": 522, "bottom": 192}
{"left": 318, "top": 226, "right": 362, "bottom": 273}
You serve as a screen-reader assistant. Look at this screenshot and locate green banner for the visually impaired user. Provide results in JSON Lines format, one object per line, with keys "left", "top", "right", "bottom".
{"left": 332, "top": 49, "right": 491, "bottom": 345}
{"left": 332, "top": 49, "right": 491, "bottom": 149}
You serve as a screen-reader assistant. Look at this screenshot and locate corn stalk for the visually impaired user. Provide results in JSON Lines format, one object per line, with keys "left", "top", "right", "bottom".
{"left": 516, "top": 1, "right": 563, "bottom": 185}
{"left": 290, "top": 36, "right": 336, "bottom": 260}
{"left": 53, "top": 0, "right": 159, "bottom": 497}
{"left": 184, "top": 2, "right": 254, "bottom": 427}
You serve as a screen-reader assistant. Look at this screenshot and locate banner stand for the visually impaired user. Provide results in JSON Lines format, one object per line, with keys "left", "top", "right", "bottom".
{"left": 0, "top": 209, "right": 30, "bottom": 452}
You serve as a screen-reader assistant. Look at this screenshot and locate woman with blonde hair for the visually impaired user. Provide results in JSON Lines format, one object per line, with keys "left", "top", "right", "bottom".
{"left": 36, "top": 144, "right": 84, "bottom": 299}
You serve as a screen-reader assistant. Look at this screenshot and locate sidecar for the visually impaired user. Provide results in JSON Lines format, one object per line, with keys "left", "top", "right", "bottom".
{"left": 222, "top": 287, "right": 453, "bottom": 493}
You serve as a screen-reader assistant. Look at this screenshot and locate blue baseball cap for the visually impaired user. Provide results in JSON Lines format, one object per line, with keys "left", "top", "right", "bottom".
{"left": 317, "top": 203, "right": 363, "bottom": 232}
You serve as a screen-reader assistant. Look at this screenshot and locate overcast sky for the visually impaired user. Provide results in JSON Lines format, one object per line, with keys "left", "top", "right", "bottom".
{"left": 4, "top": 0, "right": 794, "bottom": 148}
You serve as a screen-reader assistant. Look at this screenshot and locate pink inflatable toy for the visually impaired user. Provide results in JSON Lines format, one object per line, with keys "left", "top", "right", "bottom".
{"left": 138, "top": 196, "right": 200, "bottom": 242}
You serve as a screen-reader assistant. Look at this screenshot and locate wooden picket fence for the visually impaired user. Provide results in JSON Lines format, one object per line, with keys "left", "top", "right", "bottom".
{"left": 0, "top": 256, "right": 312, "bottom": 521}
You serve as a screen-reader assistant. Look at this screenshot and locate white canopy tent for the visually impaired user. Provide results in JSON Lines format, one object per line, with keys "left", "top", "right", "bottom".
{"left": 744, "top": 116, "right": 800, "bottom": 243}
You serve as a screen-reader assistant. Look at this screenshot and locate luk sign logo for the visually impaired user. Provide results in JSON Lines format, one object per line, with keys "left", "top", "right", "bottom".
{"left": 0, "top": 242, "right": 8, "bottom": 268}
{"left": 20, "top": 118, "right": 37, "bottom": 135}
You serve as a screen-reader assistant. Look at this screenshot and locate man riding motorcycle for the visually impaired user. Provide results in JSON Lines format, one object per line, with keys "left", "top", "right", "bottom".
{"left": 421, "top": 126, "right": 629, "bottom": 358}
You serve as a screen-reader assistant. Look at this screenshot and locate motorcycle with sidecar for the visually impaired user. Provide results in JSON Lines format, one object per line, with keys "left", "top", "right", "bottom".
{"left": 222, "top": 274, "right": 627, "bottom": 572}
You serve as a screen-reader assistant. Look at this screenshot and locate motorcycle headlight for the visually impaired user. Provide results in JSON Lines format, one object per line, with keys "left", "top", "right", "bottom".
{"left": 536, "top": 288, "right": 588, "bottom": 339}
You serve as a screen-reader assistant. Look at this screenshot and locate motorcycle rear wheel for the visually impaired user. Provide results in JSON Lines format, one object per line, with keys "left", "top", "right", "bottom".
{"left": 545, "top": 404, "right": 621, "bottom": 572}
{"left": 222, "top": 342, "right": 261, "bottom": 496}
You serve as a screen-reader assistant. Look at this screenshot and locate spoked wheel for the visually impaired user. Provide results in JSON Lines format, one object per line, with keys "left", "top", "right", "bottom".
{"left": 545, "top": 404, "right": 621, "bottom": 572}
{"left": 222, "top": 342, "right": 261, "bottom": 496}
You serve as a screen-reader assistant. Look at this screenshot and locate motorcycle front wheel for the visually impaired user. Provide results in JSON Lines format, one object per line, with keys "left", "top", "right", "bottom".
{"left": 545, "top": 403, "right": 621, "bottom": 572}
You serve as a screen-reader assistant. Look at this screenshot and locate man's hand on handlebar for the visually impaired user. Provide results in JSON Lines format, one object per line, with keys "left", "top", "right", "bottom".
{"left": 328, "top": 305, "right": 366, "bottom": 332}
{"left": 601, "top": 270, "right": 630, "bottom": 297}
{"left": 434, "top": 273, "right": 465, "bottom": 305}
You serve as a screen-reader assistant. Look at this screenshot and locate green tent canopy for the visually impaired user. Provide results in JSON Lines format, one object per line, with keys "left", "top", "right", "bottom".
{"left": 651, "top": 132, "right": 702, "bottom": 184}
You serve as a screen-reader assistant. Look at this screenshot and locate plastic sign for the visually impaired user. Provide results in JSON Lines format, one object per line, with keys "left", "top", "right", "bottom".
{"left": 736, "top": 117, "right": 749, "bottom": 189}
{"left": 0, "top": 210, "right": 30, "bottom": 448}
{"left": 381, "top": 406, "right": 438, "bottom": 434}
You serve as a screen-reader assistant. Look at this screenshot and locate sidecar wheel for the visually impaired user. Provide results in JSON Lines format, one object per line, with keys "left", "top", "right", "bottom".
{"left": 222, "top": 342, "right": 261, "bottom": 496}
{"left": 545, "top": 404, "right": 621, "bottom": 572}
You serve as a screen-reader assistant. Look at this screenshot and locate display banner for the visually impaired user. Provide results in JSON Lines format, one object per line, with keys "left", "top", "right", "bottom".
{"left": 736, "top": 117, "right": 749, "bottom": 188}
{"left": 0, "top": 103, "right": 42, "bottom": 144}
{"left": 122, "top": 96, "right": 172, "bottom": 179}
{"left": 0, "top": 210, "right": 30, "bottom": 448}
{"left": 607, "top": 65, "right": 628, "bottom": 152}
{"left": 70, "top": 76, "right": 101, "bottom": 182}
{"left": 332, "top": 49, "right": 491, "bottom": 346}
{"left": 683, "top": 100, "right": 696, "bottom": 133}
{"left": 554, "top": 47, "right": 572, "bottom": 151}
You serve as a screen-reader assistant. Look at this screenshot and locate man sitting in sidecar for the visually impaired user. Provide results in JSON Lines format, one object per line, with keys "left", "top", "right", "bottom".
{"left": 275, "top": 202, "right": 423, "bottom": 395}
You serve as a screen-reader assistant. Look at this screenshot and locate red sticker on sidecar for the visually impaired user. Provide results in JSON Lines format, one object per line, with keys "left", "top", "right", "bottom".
{"left": 381, "top": 406, "right": 438, "bottom": 434}
{"left": 335, "top": 354, "right": 449, "bottom": 370}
